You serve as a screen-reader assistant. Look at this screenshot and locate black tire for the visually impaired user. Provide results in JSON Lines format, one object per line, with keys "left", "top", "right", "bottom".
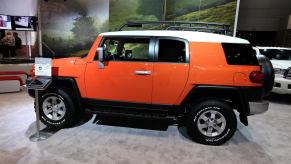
{"left": 38, "top": 88, "right": 77, "bottom": 129}
{"left": 186, "top": 99, "right": 237, "bottom": 145}
{"left": 257, "top": 55, "right": 274, "bottom": 97}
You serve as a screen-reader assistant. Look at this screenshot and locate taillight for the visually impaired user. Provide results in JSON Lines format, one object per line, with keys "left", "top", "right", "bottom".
{"left": 249, "top": 71, "right": 264, "bottom": 83}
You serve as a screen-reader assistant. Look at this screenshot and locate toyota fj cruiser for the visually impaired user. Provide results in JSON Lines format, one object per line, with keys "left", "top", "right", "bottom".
{"left": 28, "top": 22, "right": 274, "bottom": 145}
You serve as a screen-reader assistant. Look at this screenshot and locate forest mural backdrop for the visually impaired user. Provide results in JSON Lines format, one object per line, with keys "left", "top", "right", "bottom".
{"left": 109, "top": 0, "right": 164, "bottom": 31}
{"left": 41, "top": 0, "right": 109, "bottom": 57}
{"left": 41, "top": 0, "right": 237, "bottom": 57}
{"left": 166, "top": 0, "right": 237, "bottom": 26}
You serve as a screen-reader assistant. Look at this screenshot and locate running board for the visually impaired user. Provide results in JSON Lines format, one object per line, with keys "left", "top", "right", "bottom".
{"left": 85, "top": 107, "right": 176, "bottom": 121}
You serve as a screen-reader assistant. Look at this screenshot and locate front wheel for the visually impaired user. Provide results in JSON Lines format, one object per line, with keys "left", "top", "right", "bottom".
{"left": 187, "top": 99, "right": 237, "bottom": 145}
{"left": 39, "top": 88, "right": 77, "bottom": 129}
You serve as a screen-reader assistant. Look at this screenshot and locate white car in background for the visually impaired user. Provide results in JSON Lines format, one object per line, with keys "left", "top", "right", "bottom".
{"left": 254, "top": 47, "right": 291, "bottom": 94}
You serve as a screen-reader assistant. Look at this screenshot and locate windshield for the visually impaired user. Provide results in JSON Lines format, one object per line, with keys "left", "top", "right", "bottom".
{"left": 259, "top": 49, "right": 291, "bottom": 60}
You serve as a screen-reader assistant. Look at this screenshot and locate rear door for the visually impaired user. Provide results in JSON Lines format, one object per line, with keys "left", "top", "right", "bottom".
{"left": 152, "top": 38, "right": 190, "bottom": 105}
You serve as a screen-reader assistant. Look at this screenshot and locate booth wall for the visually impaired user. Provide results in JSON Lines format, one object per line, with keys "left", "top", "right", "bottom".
{"left": 0, "top": 0, "right": 37, "bottom": 59}
{"left": 0, "top": 0, "right": 37, "bottom": 16}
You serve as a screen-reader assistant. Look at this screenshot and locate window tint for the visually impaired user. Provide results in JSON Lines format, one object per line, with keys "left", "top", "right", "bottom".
{"left": 100, "top": 38, "right": 150, "bottom": 61}
{"left": 158, "top": 39, "right": 186, "bottom": 63}
{"left": 222, "top": 43, "right": 259, "bottom": 65}
{"left": 259, "top": 49, "right": 291, "bottom": 60}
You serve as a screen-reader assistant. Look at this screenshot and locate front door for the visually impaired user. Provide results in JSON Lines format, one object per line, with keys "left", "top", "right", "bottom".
{"left": 84, "top": 37, "right": 154, "bottom": 104}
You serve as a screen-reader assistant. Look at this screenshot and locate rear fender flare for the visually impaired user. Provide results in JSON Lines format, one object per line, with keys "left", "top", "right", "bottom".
{"left": 181, "top": 85, "right": 249, "bottom": 125}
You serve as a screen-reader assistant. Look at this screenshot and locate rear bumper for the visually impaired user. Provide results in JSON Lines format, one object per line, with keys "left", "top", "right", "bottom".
{"left": 249, "top": 100, "right": 269, "bottom": 115}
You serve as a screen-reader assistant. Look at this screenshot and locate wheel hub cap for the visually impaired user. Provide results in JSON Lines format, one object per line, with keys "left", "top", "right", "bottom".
{"left": 42, "top": 96, "right": 66, "bottom": 121}
{"left": 197, "top": 110, "right": 226, "bottom": 137}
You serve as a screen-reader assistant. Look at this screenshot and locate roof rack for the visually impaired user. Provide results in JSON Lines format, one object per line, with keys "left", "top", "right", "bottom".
{"left": 118, "top": 21, "right": 231, "bottom": 35}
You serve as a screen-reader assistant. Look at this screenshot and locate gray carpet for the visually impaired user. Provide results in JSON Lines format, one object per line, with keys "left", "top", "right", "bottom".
{"left": 0, "top": 91, "right": 290, "bottom": 164}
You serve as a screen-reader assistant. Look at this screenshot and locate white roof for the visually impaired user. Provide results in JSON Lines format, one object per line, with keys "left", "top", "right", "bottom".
{"left": 256, "top": 46, "right": 291, "bottom": 50}
{"left": 100, "top": 30, "right": 249, "bottom": 44}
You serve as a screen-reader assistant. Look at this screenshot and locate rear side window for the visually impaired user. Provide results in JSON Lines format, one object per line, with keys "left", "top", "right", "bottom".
{"left": 158, "top": 39, "right": 186, "bottom": 63}
{"left": 222, "top": 43, "right": 259, "bottom": 65}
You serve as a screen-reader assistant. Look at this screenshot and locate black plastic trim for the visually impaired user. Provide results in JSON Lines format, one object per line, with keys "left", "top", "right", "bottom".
{"left": 28, "top": 76, "right": 83, "bottom": 110}
{"left": 52, "top": 77, "right": 84, "bottom": 111}
{"left": 83, "top": 98, "right": 178, "bottom": 111}
{"left": 181, "top": 85, "right": 263, "bottom": 126}
{"left": 182, "top": 85, "right": 239, "bottom": 105}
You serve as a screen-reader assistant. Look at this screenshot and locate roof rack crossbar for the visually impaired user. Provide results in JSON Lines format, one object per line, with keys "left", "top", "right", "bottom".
{"left": 118, "top": 21, "right": 230, "bottom": 34}
{"left": 166, "top": 26, "right": 228, "bottom": 34}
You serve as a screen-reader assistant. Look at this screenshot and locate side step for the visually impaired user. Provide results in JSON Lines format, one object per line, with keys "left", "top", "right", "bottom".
{"left": 85, "top": 107, "right": 176, "bottom": 121}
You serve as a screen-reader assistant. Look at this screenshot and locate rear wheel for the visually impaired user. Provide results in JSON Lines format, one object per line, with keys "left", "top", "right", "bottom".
{"left": 186, "top": 99, "right": 237, "bottom": 145}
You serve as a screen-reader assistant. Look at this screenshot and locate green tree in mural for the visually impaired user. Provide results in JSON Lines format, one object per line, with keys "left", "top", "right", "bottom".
{"left": 136, "top": 0, "right": 164, "bottom": 19}
{"left": 71, "top": 14, "right": 98, "bottom": 45}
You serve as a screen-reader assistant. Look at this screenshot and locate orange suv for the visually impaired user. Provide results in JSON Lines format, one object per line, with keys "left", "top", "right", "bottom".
{"left": 28, "top": 23, "right": 273, "bottom": 145}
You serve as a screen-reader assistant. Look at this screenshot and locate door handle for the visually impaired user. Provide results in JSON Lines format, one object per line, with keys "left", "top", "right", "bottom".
{"left": 134, "top": 70, "right": 152, "bottom": 75}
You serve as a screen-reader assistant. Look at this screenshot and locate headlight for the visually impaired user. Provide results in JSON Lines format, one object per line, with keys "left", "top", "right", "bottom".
{"left": 274, "top": 68, "right": 285, "bottom": 75}
{"left": 283, "top": 67, "right": 291, "bottom": 79}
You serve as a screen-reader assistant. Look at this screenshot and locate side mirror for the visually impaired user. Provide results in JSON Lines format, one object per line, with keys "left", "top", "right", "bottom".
{"left": 97, "top": 47, "right": 105, "bottom": 69}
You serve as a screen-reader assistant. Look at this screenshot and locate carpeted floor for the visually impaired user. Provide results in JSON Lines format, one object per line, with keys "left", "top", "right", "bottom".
{"left": 0, "top": 91, "right": 290, "bottom": 164}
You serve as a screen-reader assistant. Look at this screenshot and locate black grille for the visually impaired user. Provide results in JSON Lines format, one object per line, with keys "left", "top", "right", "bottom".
{"left": 283, "top": 67, "right": 291, "bottom": 80}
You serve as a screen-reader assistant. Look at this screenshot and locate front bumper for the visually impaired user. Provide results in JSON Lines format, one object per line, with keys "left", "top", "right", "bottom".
{"left": 272, "top": 75, "right": 291, "bottom": 94}
{"left": 249, "top": 100, "right": 269, "bottom": 115}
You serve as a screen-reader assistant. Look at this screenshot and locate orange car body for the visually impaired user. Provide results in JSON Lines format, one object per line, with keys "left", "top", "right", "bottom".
{"left": 50, "top": 31, "right": 261, "bottom": 106}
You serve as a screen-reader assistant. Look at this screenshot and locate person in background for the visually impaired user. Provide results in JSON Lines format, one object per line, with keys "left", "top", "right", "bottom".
{"left": 1, "top": 32, "right": 15, "bottom": 57}
{"left": 13, "top": 32, "right": 22, "bottom": 57}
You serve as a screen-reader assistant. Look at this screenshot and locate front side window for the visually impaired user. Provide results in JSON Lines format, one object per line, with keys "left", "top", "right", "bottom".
{"left": 100, "top": 37, "right": 150, "bottom": 61}
{"left": 158, "top": 39, "right": 186, "bottom": 63}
